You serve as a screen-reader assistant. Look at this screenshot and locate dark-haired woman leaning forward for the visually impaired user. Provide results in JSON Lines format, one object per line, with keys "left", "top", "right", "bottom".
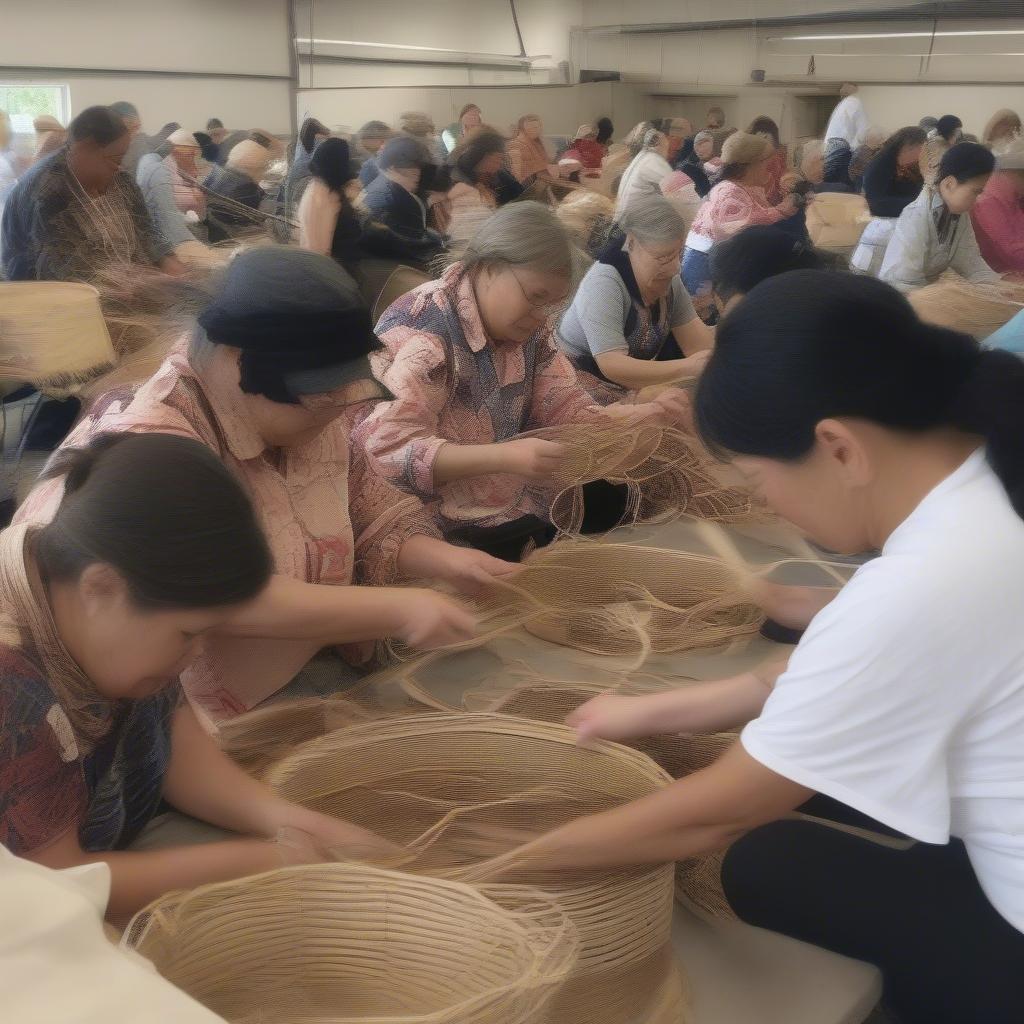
{"left": 503, "top": 271, "right": 1024, "bottom": 1024}
{"left": 0, "top": 433, "right": 402, "bottom": 922}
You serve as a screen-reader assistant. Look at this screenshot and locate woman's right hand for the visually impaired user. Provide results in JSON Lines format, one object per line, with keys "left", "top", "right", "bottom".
{"left": 498, "top": 438, "right": 570, "bottom": 480}
{"left": 393, "top": 588, "right": 477, "bottom": 649}
{"left": 566, "top": 693, "right": 661, "bottom": 743}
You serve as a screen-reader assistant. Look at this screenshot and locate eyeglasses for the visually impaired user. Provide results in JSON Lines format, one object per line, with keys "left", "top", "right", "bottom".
{"left": 636, "top": 243, "right": 683, "bottom": 268}
{"left": 510, "top": 270, "right": 569, "bottom": 316}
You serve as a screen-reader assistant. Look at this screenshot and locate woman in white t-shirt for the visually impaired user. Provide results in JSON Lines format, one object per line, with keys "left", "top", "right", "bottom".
{"left": 507, "top": 270, "right": 1024, "bottom": 1024}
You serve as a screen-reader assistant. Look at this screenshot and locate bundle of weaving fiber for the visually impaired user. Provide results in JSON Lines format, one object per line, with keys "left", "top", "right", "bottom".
{"left": 907, "top": 274, "right": 1024, "bottom": 340}
{"left": 124, "top": 863, "right": 577, "bottom": 1024}
{"left": 521, "top": 422, "right": 766, "bottom": 535}
{"left": 456, "top": 538, "right": 763, "bottom": 659}
{"left": 267, "top": 714, "right": 688, "bottom": 1024}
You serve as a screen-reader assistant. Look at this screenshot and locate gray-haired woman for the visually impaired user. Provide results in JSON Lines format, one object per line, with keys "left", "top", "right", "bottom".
{"left": 559, "top": 194, "right": 713, "bottom": 403}
{"left": 353, "top": 201, "right": 689, "bottom": 560}
{"left": 613, "top": 128, "right": 673, "bottom": 219}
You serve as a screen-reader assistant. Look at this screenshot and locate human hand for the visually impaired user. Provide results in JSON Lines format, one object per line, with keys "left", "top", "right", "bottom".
{"left": 393, "top": 588, "right": 477, "bottom": 649}
{"left": 651, "top": 388, "right": 693, "bottom": 429}
{"left": 437, "top": 547, "right": 521, "bottom": 596}
{"left": 276, "top": 812, "right": 411, "bottom": 868}
{"left": 566, "top": 693, "right": 661, "bottom": 743}
{"left": 498, "top": 438, "right": 570, "bottom": 481}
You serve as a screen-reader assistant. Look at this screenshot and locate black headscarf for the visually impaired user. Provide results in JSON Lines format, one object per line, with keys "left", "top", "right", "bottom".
{"left": 198, "top": 248, "right": 385, "bottom": 405}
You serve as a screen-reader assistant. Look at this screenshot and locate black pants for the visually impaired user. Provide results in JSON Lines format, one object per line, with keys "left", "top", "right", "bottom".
{"left": 447, "top": 480, "right": 630, "bottom": 563}
{"left": 721, "top": 797, "right": 1024, "bottom": 1023}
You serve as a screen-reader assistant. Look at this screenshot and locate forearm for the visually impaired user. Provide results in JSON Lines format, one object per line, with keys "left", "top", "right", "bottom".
{"left": 158, "top": 253, "right": 187, "bottom": 276}
{"left": 87, "top": 840, "right": 280, "bottom": 921}
{"left": 218, "top": 573, "right": 408, "bottom": 644}
{"left": 396, "top": 534, "right": 456, "bottom": 580}
{"left": 595, "top": 352, "right": 701, "bottom": 389}
{"left": 631, "top": 671, "right": 779, "bottom": 735}
{"left": 515, "top": 745, "right": 809, "bottom": 873}
{"left": 163, "top": 706, "right": 294, "bottom": 837}
{"left": 750, "top": 579, "right": 840, "bottom": 629}
{"left": 432, "top": 441, "right": 506, "bottom": 484}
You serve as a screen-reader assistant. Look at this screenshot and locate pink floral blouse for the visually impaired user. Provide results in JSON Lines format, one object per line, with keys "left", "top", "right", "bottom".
{"left": 353, "top": 263, "right": 610, "bottom": 533}
{"left": 688, "top": 179, "right": 788, "bottom": 246}
{"left": 17, "top": 343, "right": 436, "bottom": 718}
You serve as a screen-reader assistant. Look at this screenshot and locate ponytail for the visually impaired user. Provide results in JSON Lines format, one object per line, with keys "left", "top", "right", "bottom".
{"left": 949, "top": 349, "right": 1024, "bottom": 517}
{"left": 695, "top": 271, "right": 1024, "bottom": 519}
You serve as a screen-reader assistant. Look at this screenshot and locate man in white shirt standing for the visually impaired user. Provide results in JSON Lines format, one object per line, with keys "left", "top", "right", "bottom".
{"left": 823, "top": 83, "right": 869, "bottom": 186}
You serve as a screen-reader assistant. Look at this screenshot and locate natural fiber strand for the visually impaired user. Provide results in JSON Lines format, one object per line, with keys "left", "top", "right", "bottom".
{"left": 124, "top": 862, "right": 578, "bottom": 1024}
{"left": 266, "top": 714, "right": 689, "bottom": 1024}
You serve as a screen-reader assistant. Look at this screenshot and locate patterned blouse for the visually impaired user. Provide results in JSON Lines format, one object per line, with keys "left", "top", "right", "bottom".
{"left": 17, "top": 344, "right": 436, "bottom": 718}
{"left": 687, "top": 179, "right": 788, "bottom": 250}
{"left": 0, "top": 642, "right": 178, "bottom": 856}
{"left": 353, "top": 264, "right": 607, "bottom": 533}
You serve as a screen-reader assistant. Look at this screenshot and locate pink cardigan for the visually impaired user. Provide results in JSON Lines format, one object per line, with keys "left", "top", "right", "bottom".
{"left": 688, "top": 179, "right": 788, "bottom": 249}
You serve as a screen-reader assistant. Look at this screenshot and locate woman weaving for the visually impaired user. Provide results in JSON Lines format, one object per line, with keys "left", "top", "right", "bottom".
{"left": 0, "top": 432, "right": 402, "bottom": 920}
{"left": 506, "top": 271, "right": 1024, "bottom": 1024}
{"left": 353, "top": 202, "right": 690, "bottom": 560}
{"left": 19, "top": 250, "right": 507, "bottom": 720}
{"left": 558, "top": 195, "right": 713, "bottom": 403}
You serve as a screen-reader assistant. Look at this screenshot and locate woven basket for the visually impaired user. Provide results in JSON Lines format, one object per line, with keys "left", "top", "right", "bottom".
{"left": 266, "top": 714, "right": 688, "bottom": 1024}
{"left": 459, "top": 680, "right": 739, "bottom": 919}
{"left": 123, "top": 863, "right": 577, "bottom": 1024}
{"left": 907, "top": 274, "right": 1024, "bottom": 340}
{"left": 471, "top": 539, "right": 763, "bottom": 659}
{"left": 217, "top": 696, "right": 373, "bottom": 779}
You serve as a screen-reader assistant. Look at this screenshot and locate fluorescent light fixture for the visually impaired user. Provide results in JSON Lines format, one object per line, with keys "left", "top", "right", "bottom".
{"left": 294, "top": 37, "right": 549, "bottom": 61}
{"left": 770, "top": 29, "right": 1024, "bottom": 41}
{"left": 795, "top": 51, "right": 1024, "bottom": 57}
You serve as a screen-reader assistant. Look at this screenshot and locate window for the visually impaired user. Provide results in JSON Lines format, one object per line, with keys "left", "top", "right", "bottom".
{"left": 0, "top": 83, "right": 70, "bottom": 134}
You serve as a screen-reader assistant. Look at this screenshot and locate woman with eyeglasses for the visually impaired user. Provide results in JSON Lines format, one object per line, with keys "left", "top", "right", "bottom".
{"left": 352, "top": 202, "right": 690, "bottom": 561}
{"left": 559, "top": 194, "right": 714, "bottom": 404}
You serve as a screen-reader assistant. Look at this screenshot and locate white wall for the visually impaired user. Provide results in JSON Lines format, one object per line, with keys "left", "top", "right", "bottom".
{"left": 855, "top": 85, "right": 1024, "bottom": 140}
{"left": 0, "top": 0, "right": 292, "bottom": 132}
{"left": 296, "top": 81, "right": 647, "bottom": 137}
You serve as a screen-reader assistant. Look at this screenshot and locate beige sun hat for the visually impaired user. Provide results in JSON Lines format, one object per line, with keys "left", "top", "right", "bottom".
{"left": 167, "top": 128, "right": 200, "bottom": 148}
{"left": 226, "top": 138, "right": 273, "bottom": 179}
{"left": 721, "top": 131, "right": 774, "bottom": 165}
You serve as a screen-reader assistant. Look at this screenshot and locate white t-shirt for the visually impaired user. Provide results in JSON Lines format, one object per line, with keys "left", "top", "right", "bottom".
{"left": 742, "top": 449, "right": 1024, "bottom": 933}
{"left": 824, "top": 95, "right": 869, "bottom": 148}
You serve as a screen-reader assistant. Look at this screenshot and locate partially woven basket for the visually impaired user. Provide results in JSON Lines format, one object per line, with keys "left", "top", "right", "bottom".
{"left": 123, "top": 863, "right": 578, "bottom": 1024}
{"left": 266, "top": 714, "right": 687, "bottom": 1024}
{"left": 907, "top": 274, "right": 1024, "bottom": 340}
{"left": 522, "top": 422, "right": 764, "bottom": 536}
{"left": 469, "top": 539, "right": 763, "bottom": 659}
{"left": 460, "top": 680, "right": 740, "bottom": 920}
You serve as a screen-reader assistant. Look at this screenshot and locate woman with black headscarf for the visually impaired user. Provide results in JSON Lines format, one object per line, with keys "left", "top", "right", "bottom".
{"left": 18, "top": 247, "right": 514, "bottom": 720}
{"left": 279, "top": 116, "right": 330, "bottom": 221}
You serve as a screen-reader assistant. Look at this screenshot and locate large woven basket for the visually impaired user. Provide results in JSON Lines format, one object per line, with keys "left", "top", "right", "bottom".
{"left": 469, "top": 539, "right": 763, "bottom": 658}
{"left": 460, "top": 680, "right": 739, "bottom": 919}
{"left": 123, "top": 862, "right": 577, "bottom": 1024}
{"left": 266, "top": 714, "right": 688, "bottom": 1024}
